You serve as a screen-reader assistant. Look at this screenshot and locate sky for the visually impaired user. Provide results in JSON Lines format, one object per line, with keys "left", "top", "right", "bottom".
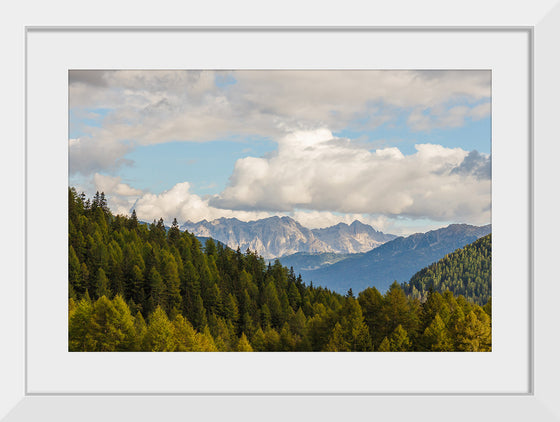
{"left": 68, "top": 70, "right": 491, "bottom": 235}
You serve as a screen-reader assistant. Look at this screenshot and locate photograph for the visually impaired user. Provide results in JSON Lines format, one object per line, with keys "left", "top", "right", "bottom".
{"left": 68, "top": 69, "right": 492, "bottom": 352}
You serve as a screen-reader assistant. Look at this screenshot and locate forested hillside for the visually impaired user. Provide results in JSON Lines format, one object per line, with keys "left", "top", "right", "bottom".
{"left": 288, "top": 224, "right": 491, "bottom": 294}
{"left": 68, "top": 188, "right": 491, "bottom": 352}
{"left": 402, "top": 234, "right": 491, "bottom": 305}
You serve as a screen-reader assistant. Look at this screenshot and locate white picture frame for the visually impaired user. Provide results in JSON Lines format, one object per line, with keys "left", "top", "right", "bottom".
{"left": 3, "top": 0, "right": 559, "bottom": 420}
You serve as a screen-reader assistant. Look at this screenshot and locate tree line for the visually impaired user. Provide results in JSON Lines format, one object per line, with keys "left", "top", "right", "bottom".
{"left": 402, "top": 234, "right": 491, "bottom": 305}
{"left": 68, "top": 188, "right": 491, "bottom": 352}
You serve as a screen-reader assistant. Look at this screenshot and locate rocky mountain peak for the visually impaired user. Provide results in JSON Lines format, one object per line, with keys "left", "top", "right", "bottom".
{"left": 181, "top": 217, "right": 396, "bottom": 259}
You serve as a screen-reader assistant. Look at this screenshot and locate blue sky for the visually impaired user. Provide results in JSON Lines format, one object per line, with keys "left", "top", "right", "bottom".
{"left": 69, "top": 70, "right": 491, "bottom": 234}
{"left": 113, "top": 138, "right": 277, "bottom": 197}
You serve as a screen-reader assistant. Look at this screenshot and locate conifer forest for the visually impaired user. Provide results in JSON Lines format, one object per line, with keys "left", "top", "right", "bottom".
{"left": 68, "top": 188, "right": 492, "bottom": 352}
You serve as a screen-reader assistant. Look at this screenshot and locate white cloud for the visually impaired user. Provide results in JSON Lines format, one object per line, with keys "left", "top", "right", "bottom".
{"left": 77, "top": 172, "right": 454, "bottom": 234}
{"left": 210, "top": 129, "right": 491, "bottom": 225}
{"left": 132, "top": 182, "right": 272, "bottom": 224}
{"left": 94, "top": 173, "right": 143, "bottom": 197}
{"left": 69, "top": 70, "right": 491, "bottom": 175}
{"left": 232, "top": 70, "right": 490, "bottom": 125}
{"left": 407, "top": 101, "right": 491, "bottom": 132}
{"left": 79, "top": 127, "right": 490, "bottom": 229}
{"left": 92, "top": 173, "right": 143, "bottom": 215}
{"left": 470, "top": 102, "right": 491, "bottom": 120}
{"left": 69, "top": 135, "right": 134, "bottom": 175}
{"left": 109, "top": 179, "right": 395, "bottom": 231}
{"left": 111, "top": 181, "right": 464, "bottom": 235}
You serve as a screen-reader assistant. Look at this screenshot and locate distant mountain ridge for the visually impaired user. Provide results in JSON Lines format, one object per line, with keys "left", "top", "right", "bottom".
{"left": 313, "top": 220, "right": 396, "bottom": 254}
{"left": 278, "top": 223, "right": 492, "bottom": 294}
{"left": 180, "top": 216, "right": 397, "bottom": 259}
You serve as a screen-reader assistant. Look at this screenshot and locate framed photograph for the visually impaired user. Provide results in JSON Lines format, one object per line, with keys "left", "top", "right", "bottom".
{"left": 3, "top": 0, "right": 559, "bottom": 420}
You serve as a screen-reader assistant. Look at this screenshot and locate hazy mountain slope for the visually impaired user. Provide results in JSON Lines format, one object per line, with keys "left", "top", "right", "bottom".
{"left": 277, "top": 252, "right": 353, "bottom": 272}
{"left": 402, "top": 233, "right": 492, "bottom": 305}
{"left": 292, "top": 224, "right": 492, "bottom": 294}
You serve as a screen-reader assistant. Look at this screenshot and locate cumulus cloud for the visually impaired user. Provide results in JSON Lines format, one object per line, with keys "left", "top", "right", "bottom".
{"left": 132, "top": 182, "right": 272, "bottom": 224}
{"left": 101, "top": 178, "right": 395, "bottom": 232}
{"left": 451, "top": 150, "right": 491, "bottom": 180}
{"left": 210, "top": 129, "right": 491, "bottom": 224}
{"left": 69, "top": 136, "right": 134, "bottom": 175}
{"left": 469, "top": 102, "right": 491, "bottom": 120}
{"left": 77, "top": 127, "right": 490, "bottom": 229}
{"left": 94, "top": 173, "right": 143, "bottom": 197}
{"left": 69, "top": 70, "right": 491, "bottom": 175}
{"left": 92, "top": 173, "right": 143, "bottom": 215}
{"left": 407, "top": 101, "right": 491, "bottom": 132}
{"left": 231, "top": 70, "right": 490, "bottom": 126}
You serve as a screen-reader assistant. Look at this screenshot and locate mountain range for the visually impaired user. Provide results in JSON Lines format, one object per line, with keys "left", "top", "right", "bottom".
{"left": 278, "top": 223, "right": 492, "bottom": 294}
{"left": 180, "top": 216, "right": 491, "bottom": 295}
{"left": 181, "top": 217, "right": 397, "bottom": 259}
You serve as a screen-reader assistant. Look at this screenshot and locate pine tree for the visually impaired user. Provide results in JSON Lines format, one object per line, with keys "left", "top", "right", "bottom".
{"left": 264, "top": 327, "right": 281, "bottom": 351}
{"left": 206, "top": 283, "right": 223, "bottom": 317}
{"left": 129, "top": 209, "right": 139, "bottom": 230}
{"left": 95, "top": 267, "right": 112, "bottom": 299}
{"left": 325, "top": 322, "right": 349, "bottom": 351}
{"left": 389, "top": 324, "right": 411, "bottom": 352}
{"left": 264, "top": 281, "right": 282, "bottom": 328}
{"left": 69, "top": 245, "right": 83, "bottom": 295}
{"left": 279, "top": 323, "right": 296, "bottom": 351}
{"left": 69, "top": 296, "right": 96, "bottom": 351}
{"left": 358, "top": 287, "right": 384, "bottom": 345}
{"left": 133, "top": 311, "right": 147, "bottom": 351}
{"left": 422, "top": 314, "right": 452, "bottom": 351}
{"left": 483, "top": 297, "right": 492, "bottom": 318}
{"left": 144, "top": 306, "right": 176, "bottom": 352}
{"left": 224, "top": 293, "right": 240, "bottom": 326}
{"left": 260, "top": 304, "right": 272, "bottom": 329}
{"left": 172, "top": 314, "right": 198, "bottom": 351}
{"left": 240, "top": 311, "right": 255, "bottom": 339}
{"left": 456, "top": 310, "right": 491, "bottom": 352}
{"left": 147, "top": 267, "right": 164, "bottom": 312}
{"left": 90, "top": 295, "right": 135, "bottom": 351}
{"left": 99, "top": 192, "right": 109, "bottom": 212}
{"left": 251, "top": 327, "right": 266, "bottom": 351}
{"left": 80, "top": 262, "right": 91, "bottom": 296}
{"left": 378, "top": 337, "right": 391, "bottom": 352}
{"left": 236, "top": 333, "right": 254, "bottom": 352}
{"left": 161, "top": 251, "right": 182, "bottom": 317}
{"left": 191, "top": 294, "right": 208, "bottom": 331}
{"left": 380, "top": 282, "right": 419, "bottom": 345}
{"left": 208, "top": 314, "right": 236, "bottom": 351}
{"left": 168, "top": 218, "right": 181, "bottom": 245}
{"left": 130, "top": 264, "right": 145, "bottom": 309}
{"left": 89, "top": 296, "right": 117, "bottom": 351}
{"left": 339, "top": 297, "right": 371, "bottom": 351}
{"left": 68, "top": 297, "right": 77, "bottom": 318}
{"left": 204, "top": 238, "right": 217, "bottom": 257}
{"left": 111, "top": 295, "right": 136, "bottom": 351}
{"left": 448, "top": 306, "right": 465, "bottom": 342}
{"left": 287, "top": 282, "right": 301, "bottom": 310}
{"left": 197, "top": 326, "right": 218, "bottom": 351}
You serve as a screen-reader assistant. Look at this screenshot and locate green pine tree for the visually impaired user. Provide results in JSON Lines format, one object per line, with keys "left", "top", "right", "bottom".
{"left": 95, "top": 267, "right": 112, "bottom": 299}
{"left": 236, "top": 333, "right": 254, "bottom": 352}
{"left": 144, "top": 306, "right": 176, "bottom": 352}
